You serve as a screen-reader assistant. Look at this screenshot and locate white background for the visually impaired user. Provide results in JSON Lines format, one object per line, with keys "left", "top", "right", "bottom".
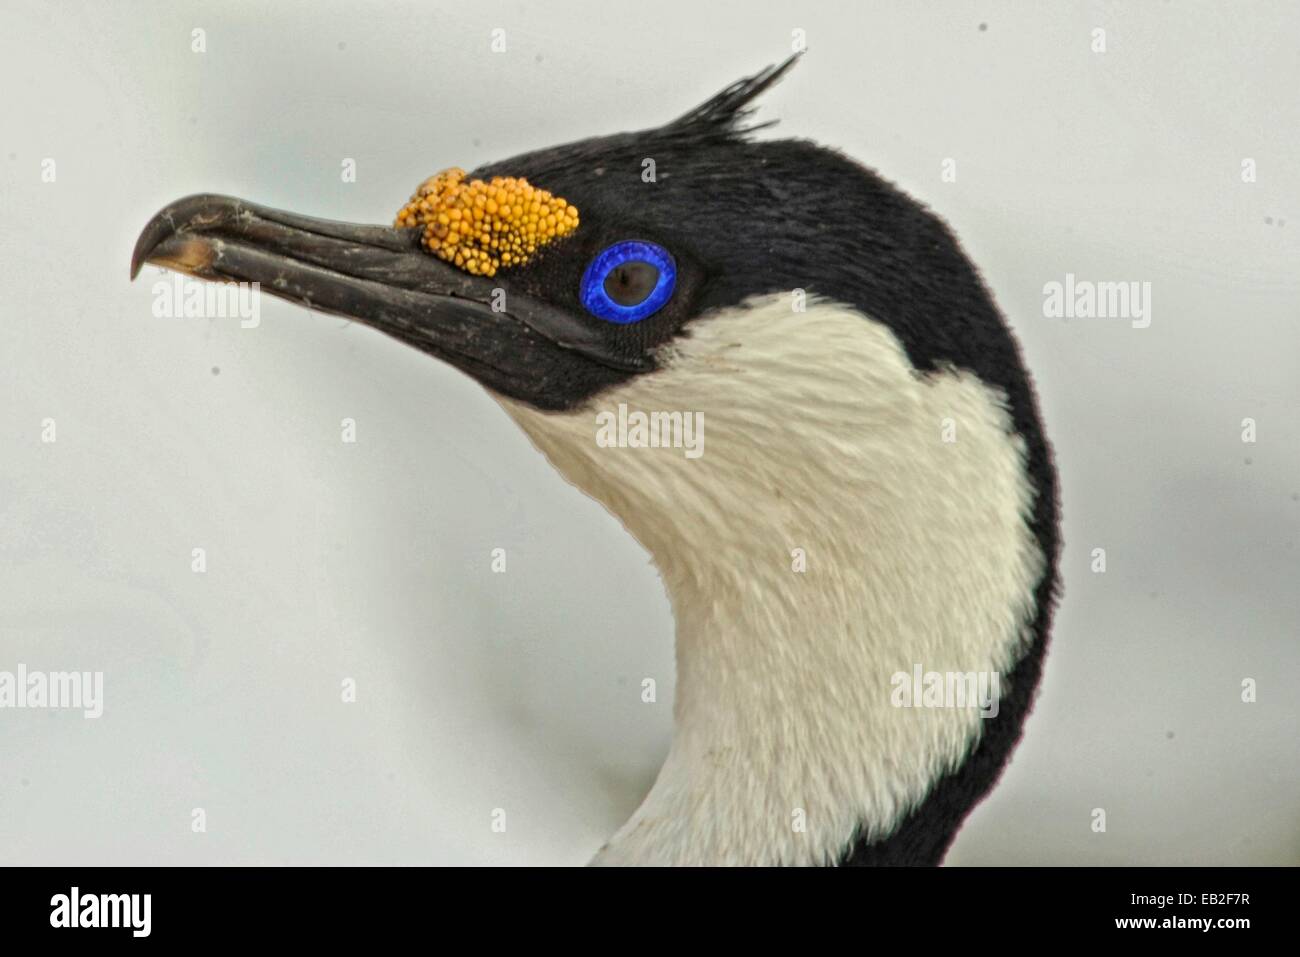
{"left": 1, "top": 1, "right": 1297, "bottom": 864}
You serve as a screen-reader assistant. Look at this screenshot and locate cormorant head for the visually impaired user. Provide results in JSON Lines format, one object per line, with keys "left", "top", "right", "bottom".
{"left": 131, "top": 54, "right": 1021, "bottom": 418}
{"left": 131, "top": 54, "right": 1058, "bottom": 865}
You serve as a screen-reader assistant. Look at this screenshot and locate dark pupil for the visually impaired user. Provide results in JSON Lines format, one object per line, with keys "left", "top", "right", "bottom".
{"left": 603, "top": 260, "right": 659, "bottom": 306}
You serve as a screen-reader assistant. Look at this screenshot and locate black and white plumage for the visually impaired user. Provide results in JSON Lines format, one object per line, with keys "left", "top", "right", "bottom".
{"left": 131, "top": 56, "right": 1060, "bottom": 866}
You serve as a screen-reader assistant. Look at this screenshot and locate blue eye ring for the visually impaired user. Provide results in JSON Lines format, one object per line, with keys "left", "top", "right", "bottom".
{"left": 579, "top": 240, "right": 677, "bottom": 324}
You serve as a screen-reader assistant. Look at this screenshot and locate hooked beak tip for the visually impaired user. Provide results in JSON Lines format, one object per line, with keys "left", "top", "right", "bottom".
{"left": 129, "top": 219, "right": 159, "bottom": 279}
{"left": 130, "top": 193, "right": 246, "bottom": 282}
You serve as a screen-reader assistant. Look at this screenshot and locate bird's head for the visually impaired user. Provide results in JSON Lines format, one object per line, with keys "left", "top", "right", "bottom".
{"left": 131, "top": 55, "right": 1058, "bottom": 865}
{"left": 131, "top": 53, "right": 1031, "bottom": 542}
{"left": 134, "top": 59, "right": 811, "bottom": 409}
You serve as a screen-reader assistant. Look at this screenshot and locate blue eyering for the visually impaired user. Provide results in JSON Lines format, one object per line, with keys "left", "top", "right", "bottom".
{"left": 579, "top": 240, "right": 676, "bottom": 324}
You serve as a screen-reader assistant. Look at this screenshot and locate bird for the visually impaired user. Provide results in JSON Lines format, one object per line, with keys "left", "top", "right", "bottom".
{"left": 130, "top": 54, "right": 1060, "bottom": 866}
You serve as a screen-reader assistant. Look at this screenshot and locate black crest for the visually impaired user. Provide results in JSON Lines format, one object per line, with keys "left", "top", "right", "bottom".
{"left": 661, "top": 53, "right": 802, "bottom": 141}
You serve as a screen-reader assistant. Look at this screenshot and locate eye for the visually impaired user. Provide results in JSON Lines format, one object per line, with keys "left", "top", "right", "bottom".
{"left": 579, "top": 240, "right": 676, "bottom": 324}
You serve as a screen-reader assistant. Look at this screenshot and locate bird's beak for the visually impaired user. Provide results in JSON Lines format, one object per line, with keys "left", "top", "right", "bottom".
{"left": 130, "top": 194, "right": 643, "bottom": 408}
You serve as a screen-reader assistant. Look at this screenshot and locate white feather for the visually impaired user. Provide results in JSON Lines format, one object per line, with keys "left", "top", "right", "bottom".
{"left": 498, "top": 294, "right": 1044, "bottom": 865}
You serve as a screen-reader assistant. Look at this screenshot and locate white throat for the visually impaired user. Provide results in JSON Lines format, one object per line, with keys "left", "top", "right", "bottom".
{"left": 497, "top": 294, "right": 1044, "bottom": 865}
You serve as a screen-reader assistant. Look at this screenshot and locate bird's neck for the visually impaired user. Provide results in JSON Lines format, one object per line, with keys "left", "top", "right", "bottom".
{"left": 500, "top": 296, "right": 1046, "bottom": 865}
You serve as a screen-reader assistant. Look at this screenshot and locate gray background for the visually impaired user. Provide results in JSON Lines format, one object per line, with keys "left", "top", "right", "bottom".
{"left": 1, "top": 1, "right": 1296, "bottom": 865}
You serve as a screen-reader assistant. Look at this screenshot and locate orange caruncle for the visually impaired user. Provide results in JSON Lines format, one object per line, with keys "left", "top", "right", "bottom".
{"left": 394, "top": 167, "right": 580, "bottom": 277}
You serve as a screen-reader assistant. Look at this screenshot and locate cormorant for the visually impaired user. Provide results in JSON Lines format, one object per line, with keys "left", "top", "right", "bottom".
{"left": 131, "top": 55, "right": 1060, "bottom": 866}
